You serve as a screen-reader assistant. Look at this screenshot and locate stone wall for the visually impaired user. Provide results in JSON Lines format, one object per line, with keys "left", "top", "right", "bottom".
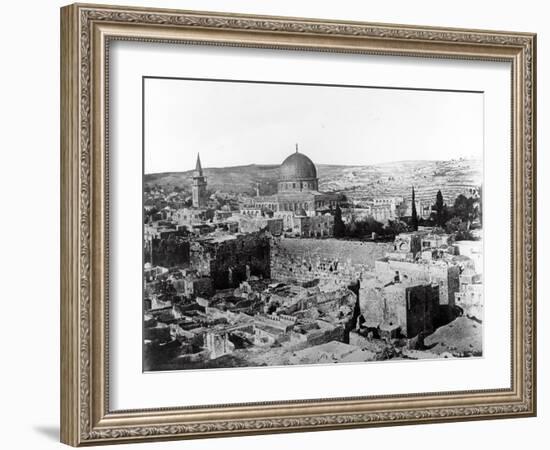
{"left": 359, "top": 281, "right": 440, "bottom": 338}
{"left": 288, "top": 214, "right": 334, "bottom": 238}
{"left": 282, "top": 323, "right": 345, "bottom": 352}
{"left": 171, "top": 276, "right": 213, "bottom": 299}
{"left": 239, "top": 217, "right": 284, "bottom": 236}
{"left": 405, "top": 284, "right": 440, "bottom": 337}
{"left": 375, "top": 258, "right": 460, "bottom": 306}
{"left": 455, "top": 283, "right": 483, "bottom": 320}
{"left": 270, "top": 237, "right": 392, "bottom": 286}
{"left": 204, "top": 332, "right": 235, "bottom": 359}
{"left": 146, "top": 236, "right": 190, "bottom": 268}
{"left": 190, "top": 232, "right": 271, "bottom": 289}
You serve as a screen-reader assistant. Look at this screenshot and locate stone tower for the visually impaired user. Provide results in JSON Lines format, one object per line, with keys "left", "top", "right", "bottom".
{"left": 192, "top": 153, "right": 207, "bottom": 208}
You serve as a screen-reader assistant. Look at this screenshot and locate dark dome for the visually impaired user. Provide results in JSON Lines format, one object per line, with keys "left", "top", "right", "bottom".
{"left": 280, "top": 152, "right": 317, "bottom": 181}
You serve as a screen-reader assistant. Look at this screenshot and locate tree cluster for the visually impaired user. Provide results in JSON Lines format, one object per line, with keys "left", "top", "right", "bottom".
{"left": 427, "top": 189, "right": 482, "bottom": 238}
{"left": 333, "top": 187, "right": 482, "bottom": 241}
{"left": 333, "top": 205, "right": 408, "bottom": 240}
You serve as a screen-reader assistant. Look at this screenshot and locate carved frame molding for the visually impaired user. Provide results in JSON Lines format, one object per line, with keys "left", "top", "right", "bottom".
{"left": 60, "top": 3, "right": 536, "bottom": 446}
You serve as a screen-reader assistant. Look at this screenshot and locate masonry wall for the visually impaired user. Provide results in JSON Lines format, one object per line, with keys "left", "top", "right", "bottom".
{"left": 359, "top": 283, "right": 384, "bottom": 326}
{"left": 205, "top": 332, "right": 235, "bottom": 359}
{"left": 359, "top": 284, "right": 406, "bottom": 332}
{"left": 282, "top": 324, "right": 345, "bottom": 352}
{"left": 146, "top": 236, "right": 190, "bottom": 268}
{"left": 359, "top": 282, "right": 440, "bottom": 338}
{"left": 455, "top": 283, "right": 483, "bottom": 320}
{"left": 191, "top": 232, "right": 271, "bottom": 289}
{"left": 305, "top": 323, "right": 345, "bottom": 347}
{"left": 375, "top": 259, "right": 460, "bottom": 306}
{"left": 405, "top": 284, "right": 440, "bottom": 337}
{"left": 239, "top": 217, "right": 284, "bottom": 236}
{"left": 270, "top": 237, "right": 392, "bottom": 285}
{"left": 171, "top": 277, "right": 214, "bottom": 299}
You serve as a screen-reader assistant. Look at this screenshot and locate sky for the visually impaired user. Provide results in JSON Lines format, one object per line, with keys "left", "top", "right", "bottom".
{"left": 144, "top": 77, "right": 483, "bottom": 174}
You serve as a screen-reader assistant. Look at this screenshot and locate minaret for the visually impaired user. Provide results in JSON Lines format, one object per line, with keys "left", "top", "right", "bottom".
{"left": 192, "top": 153, "right": 207, "bottom": 208}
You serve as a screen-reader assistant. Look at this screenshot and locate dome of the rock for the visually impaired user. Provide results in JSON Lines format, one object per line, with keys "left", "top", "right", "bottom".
{"left": 279, "top": 151, "right": 317, "bottom": 182}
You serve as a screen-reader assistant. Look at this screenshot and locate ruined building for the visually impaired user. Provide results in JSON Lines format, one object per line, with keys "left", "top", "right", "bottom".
{"left": 190, "top": 231, "right": 271, "bottom": 289}
{"left": 359, "top": 279, "right": 440, "bottom": 338}
{"left": 374, "top": 257, "right": 460, "bottom": 308}
{"left": 144, "top": 231, "right": 190, "bottom": 267}
{"left": 205, "top": 331, "right": 235, "bottom": 359}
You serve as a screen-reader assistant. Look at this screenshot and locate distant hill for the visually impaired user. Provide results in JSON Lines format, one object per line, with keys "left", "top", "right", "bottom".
{"left": 145, "top": 164, "right": 280, "bottom": 196}
{"left": 144, "top": 159, "right": 482, "bottom": 202}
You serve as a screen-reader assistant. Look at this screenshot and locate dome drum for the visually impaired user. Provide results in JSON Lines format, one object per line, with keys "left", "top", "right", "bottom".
{"left": 278, "top": 178, "right": 318, "bottom": 193}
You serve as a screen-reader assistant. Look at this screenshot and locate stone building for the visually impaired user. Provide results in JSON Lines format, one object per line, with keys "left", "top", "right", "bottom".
{"left": 389, "top": 232, "right": 422, "bottom": 259}
{"left": 190, "top": 231, "right": 271, "bottom": 289}
{"left": 288, "top": 211, "right": 334, "bottom": 238}
{"left": 174, "top": 208, "right": 207, "bottom": 226}
{"left": 205, "top": 331, "right": 235, "bottom": 359}
{"left": 253, "top": 324, "right": 285, "bottom": 346}
{"left": 180, "top": 275, "right": 214, "bottom": 299}
{"left": 284, "top": 321, "right": 345, "bottom": 350}
{"left": 454, "top": 283, "right": 483, "bottom": 320}
{"left": 144, "top": 230, "right": 190, "bottom": 267}
{"left": 237, "top": 216, "right": 284, "bottom": 236}
{"left": 243, "top": 146, "right": 342, "bottom": 231}
{"left": 239, "top": 207, "right": 263, "bottom": 218}
{"left": 374, "top": 257, "right": 460, "bottom": 307}
{"left": 359, "top": 280, "right": 440, "bottom": 338}
{"left": 421, "top": 233, "right": 453, "bottom": 251}
{"left": 254, "top": 313, "right": 297, "bottom": 332}
{"left": 454, "top": 240, "right": 483, "bottom": 274}
{"left": 348, "top": 196, "right": 404, "bottom": 222}
{"left": 387, "top": 231, "right": 455, "bottom": 261}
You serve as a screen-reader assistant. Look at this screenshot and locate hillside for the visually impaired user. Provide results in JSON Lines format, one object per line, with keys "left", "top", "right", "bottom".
{"left": 145, "top": 164, "right": 280, "bottom": 196}
{"left": 144, "top": 159, "right": 482, "bottom": 202}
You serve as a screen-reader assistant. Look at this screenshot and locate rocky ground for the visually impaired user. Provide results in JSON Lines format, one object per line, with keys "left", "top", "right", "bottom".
{"left": 232, "top": 316, "right": 484, "bottom": 368}
{"left": 423, "top": 316, "right": 482, "bottom": 357}
{"left": 146, "top": 316, "right": 482, "bottom": 371}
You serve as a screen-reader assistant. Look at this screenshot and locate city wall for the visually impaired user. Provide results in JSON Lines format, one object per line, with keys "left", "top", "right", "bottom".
{"left": 270, "top": 237, "right": 392, "bottom": 286}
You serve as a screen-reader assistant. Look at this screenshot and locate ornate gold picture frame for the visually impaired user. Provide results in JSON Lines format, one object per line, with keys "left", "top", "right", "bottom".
{"left": 60, "top": 3, "right": 536, "bottom": 446}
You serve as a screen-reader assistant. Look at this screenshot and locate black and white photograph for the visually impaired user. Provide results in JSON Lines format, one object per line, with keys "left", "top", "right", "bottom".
{"left": 142, "top": 77, "right": 484, "bottom": 372}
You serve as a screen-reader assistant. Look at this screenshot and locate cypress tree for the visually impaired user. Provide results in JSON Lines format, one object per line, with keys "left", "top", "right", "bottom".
{"left": 333, "top": 204, "right": 346, "bottom": 237}
{"left": 435, "top": 189, "right": 445, "bottom": 226}
{"left": 411, "top": 186, "right": 419, "bottom": 231}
